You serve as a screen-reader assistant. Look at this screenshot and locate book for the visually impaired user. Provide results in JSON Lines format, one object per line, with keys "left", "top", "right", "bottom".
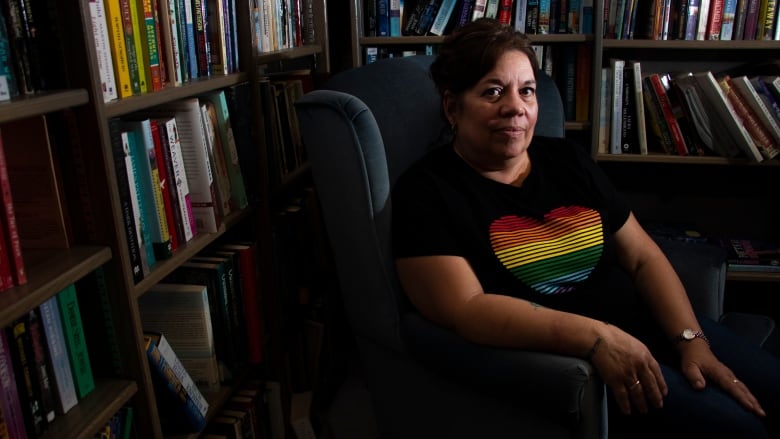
{"left": 390, "top": 0, "right": 402, "bottom": 35}
{"left": 719, "top": 75, "right": 779, "bottom": 160}
{"left": 752, "top": 76, "right": 780, "bottom": 123}
{"left": 429, "top": 0, "right": 458, "bottom": 35}
{"left": 206, "top": 0, "right": 228, "bottom": 75}
{"left": 415, "top": 0, "right": 443, "bottom": 35}
{"left": 718, "top": 238, "right": 780, "bottom": 271}
{"left": 0, "top": 329, "right": 25, "bottom": 439}
{"left": 144, "top": 332, "right": 209, "bottom": 417}
{"left": 138, "top": 283, "right": 219, "bottom": 386}
{"left": 728, "top": 75, "right": 780, "bottom": 154}
{"left": 109, "top": 119, "right": 145, "bottom": 283}
{"left": 144, "top": 118, "right": 174, "bottom": 258}
{"left": 103, "top": 0, "right": 133, "bottom": 97}
{"left": 198, "top": 100, "right": 232, "bottom": 218}
{"left": 147, "top": 98, "right": 220, "bottom": 234}
{"left": 121, "top": 128, "right": 154, "bottom": 275}
{"left": 692, "top": 71, "right": 763, "bottom": 162}
{"left": 0, "top": 130, "right": 25, "bottom": 287}
{"left": 219, "top": 243, "right": 264, "bottom": 364}
{"left": 199, "top": 90, "right": 248, "bottom": 211}
{"left": 56, "top": 284, "right": 95, "bottom": 399}
{"left": 646, "top": 73, "right": 689, "bottom": 155}
{"left": 143, "top": 333, "right": 207, "bottom": 434}
{"left": 609, "top": 58, "right": 624, "bottom": 154}
{"left": 669, "top": 73, "right": 720, "bottom": 156}
{"left": 628, "top": 61, "right": 648, "bottom": 154}
{"left": 757, "top": 0, "right": 776, "bottom": 39}
{"left": 150, "top": 118, "right": 182, "bottom": 252}
{"left": 0, "top": 1, "right": 18, "bottom": 101}
{"left": 191, "top": 0, "right": 211, "bottom": 78}
{"left": 127, "top": 0, "right": 148, "bottom": 93}
{"left": 597, "top": 67, "right": 612, "bottom": 154}
{"left": 7, "top": 317, "right": 46, "bottom": 437}
{"left": 138, "top": 0, "right": 163, "bottom": 91}
{"left": 706, "top": 0, "right": 725, "bottom": 38}
{"left": 161, "top": 115, "right": 197, "bottom": 241}
{"left": 23, "top": 310, "right": 56, "bottom": 424}
{"left": 89, "top": 0, "right": 119, "bottom": 102}
{"left": 1, "top": 116, "right": 71, "bottom": 250}
{"left": 720, "top": 0, "right": 739, "bottom": 38}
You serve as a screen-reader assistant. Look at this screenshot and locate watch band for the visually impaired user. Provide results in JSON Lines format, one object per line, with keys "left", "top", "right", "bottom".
{"left": 673, "top": 328, "right": 710, "bottom": 346}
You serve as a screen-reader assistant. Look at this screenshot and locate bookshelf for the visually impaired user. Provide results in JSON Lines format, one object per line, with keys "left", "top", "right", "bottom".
{"left": 345, "top": 1, "right": 780, "bottom": 286}
{"left": 0, "top": 0, "right": 330, "bottom": 438}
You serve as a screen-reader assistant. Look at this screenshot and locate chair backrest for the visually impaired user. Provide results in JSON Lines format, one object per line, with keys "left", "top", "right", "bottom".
{"left": 295, "top": 55, "right": 565, "bottom": 351}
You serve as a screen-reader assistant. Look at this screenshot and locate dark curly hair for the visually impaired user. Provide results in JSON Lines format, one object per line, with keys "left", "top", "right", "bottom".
{"left": 429, "top": 18, "right": 539, "bottom": 98}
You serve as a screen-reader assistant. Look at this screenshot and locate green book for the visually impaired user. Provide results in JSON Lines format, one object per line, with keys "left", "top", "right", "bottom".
{"left": 56, "top": 284, "right": 95, "bottom": 398}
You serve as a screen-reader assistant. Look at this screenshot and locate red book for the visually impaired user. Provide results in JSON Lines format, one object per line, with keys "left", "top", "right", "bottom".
{"left": 648, "top": 73, "right": 689, "bottom": 155}
{"left": 150, "top": 119, "right": 179, "bottom": 253}
{"left": 497, "top": 0, "right": 514, "bottom": 24}
{"left": 0, "top": 130, "right": 26, "bottom": 287}
{"left": 219, "top": 242, "right": 264, "bottom": 364}
{"left": 706, "top": 0, "right": 725, "bottom": 39}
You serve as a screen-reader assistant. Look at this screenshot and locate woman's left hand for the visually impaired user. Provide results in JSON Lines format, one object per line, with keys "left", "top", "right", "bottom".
{"left": 679, "top": 343, "right": 766, "bottom": 418}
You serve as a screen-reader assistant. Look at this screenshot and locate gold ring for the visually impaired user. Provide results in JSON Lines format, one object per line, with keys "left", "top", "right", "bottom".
{"left": 733, "top": 379, "right": 740, "bottom": 384}
{"left": 629, "top": 379, "right": 641, "bottom": 390}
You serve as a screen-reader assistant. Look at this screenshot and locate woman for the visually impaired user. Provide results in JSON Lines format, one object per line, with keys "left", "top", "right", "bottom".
{"left": 391, "top": 18, "right": 779, "bottom": 437}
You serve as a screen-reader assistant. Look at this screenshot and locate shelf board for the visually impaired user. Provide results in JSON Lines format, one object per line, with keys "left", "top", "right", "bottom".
{"left": 595, "top": 152, "right": 780, "bottom": 165}
{"left": 131, "top": 208, "right": 252, "bottom": 298}
{"left": 104, "top": 73, "right": 249, "bottom": 118}
{"left": 255, "top": 44, "right": 323, "bottom": 65}
{"left": 359, "top": 34, "right": 592, "bottom": 46}
{"left": 0, "top": 246, "right": 112, "bottom": 328}
{"left": 0, "top": 89, "right": 89, "bottom": 123}
{"left": 565, "top": 121, "right": 590, "bottom": 131}
{"left": 41, "top": 379, "right": 138, "bottom": 439}
{"left": 602, "top": 39, "right": 780, "bottom": 50}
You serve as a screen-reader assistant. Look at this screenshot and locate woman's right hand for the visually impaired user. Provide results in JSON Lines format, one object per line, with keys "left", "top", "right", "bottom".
{"left": 590, "top": 326, "right": 668, "bottom": 415}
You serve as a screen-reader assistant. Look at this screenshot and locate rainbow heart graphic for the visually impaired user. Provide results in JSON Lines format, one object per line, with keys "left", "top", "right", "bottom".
{"left": 490, "top": 206, "right": 604, "bottom": 295}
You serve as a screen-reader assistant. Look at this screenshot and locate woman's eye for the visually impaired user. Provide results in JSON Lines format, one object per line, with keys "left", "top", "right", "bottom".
{"left": 520, "top": 87, "right": 536, "bottom": 97}
{"left": 483, "top": 87, "right": 503, "bottom": 97}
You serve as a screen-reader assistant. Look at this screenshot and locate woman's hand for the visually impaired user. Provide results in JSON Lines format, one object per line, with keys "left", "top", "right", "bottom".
{"left": 678, "top": 343, "right": 766, "bottom": 418}
{"left": 591, "top": 326, "right": 668, "bottom": 415}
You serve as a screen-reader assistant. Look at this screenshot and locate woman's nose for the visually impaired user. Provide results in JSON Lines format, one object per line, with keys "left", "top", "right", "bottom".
{"left": 500, "top": 92, "right": 526, "bottom": 116}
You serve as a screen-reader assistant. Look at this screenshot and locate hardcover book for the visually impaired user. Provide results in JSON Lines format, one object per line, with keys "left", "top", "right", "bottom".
{"left": 718, "top": 238, "right": 780, "bottom": 272}
{"left": 144, "top": 332, "right": 209, "bottom": 416}
{"left": 56, "top": 284, "right": 95, "bottom": 399}
{"left": 0, "top": 329, "right": 26, "bottom": 439}
{"left": 7, "top": 318, "right": 47, "bottom": 437}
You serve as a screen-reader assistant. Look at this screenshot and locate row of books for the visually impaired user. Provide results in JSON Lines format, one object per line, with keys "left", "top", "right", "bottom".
{"left": 0, "top": 283, "right": 96, "bottom": 439}
{"left": 90, "top": 0, "right": 243, "bottom": 102}
{"left": 139, "top": 240, "right": 266, "bottom": 433}
{"left": 248, "top": 0, "right": 319, "bottom": 56}
{"left": 600, "top": 59, "right": 780, "bottom": 162}
{"left": 109, "top": 88, "right": 249, "bottom": 284}
{"left": 607, "top": 0, "right": 780, "bottom": 40}
{"left": 0, "top": 0, "right": 68, "bottom": 101}
{"left": 367, "top": 0, "right": 594, "bottom": 36}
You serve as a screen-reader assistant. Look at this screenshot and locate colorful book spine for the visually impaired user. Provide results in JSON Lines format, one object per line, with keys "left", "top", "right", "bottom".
{"left": 56, "top": 284, "right": 96, "bottom": 399}
{"left": 89, "top": 0, "right": 119, "bottom": 102}
{"left": 720, "top": 0, "right": 739, "bottom": 38}
{"left": 122, "top": 129, "right": 154, "bottom": 275}
{"left": 150, "top": 119, "right": 180, "bottom": 253}
{"left": 39, "top": 296, "right": 78, "bottom": 415}
{"left": 146, "top": 332, "right": 209, "bottom": 417}
{"left": 164, "top": 117, "right": 197, "bottom": 241}
{"left": 118, "top": 0, "right": 142, "bottom": 94}
{"left": 389, "top": 0, "right": 402, "bottom": 35}
{"left": 128, "top": 0, "right": 149, "bottom": 93}
{"left": 0, "top": 330, "right": 26, "bottom": 439}
{"left": 192, "top": 0, "right": 211, "bottom": 77}
{"left": 0, "top": 1, "right": 18, "bottom": 100}
{"left": 138, "top": 0, "right": 163, "bottom": 91}
{"left": 104, "top": 0, "right": 134, "bottom": 97}
{"left": 25, "top": 310, "right": 56, "bottom": 424}
{"left": 0, "top": 133, "right": 25, "bottom": 287}
{"left": 8, "top": 318, "right": 46, "bottom": 437}
{"left": 648, "top": 73, "right": 689, "bottom": 155}
{"left": 706, "top": 0, "right": 725, "bottom": 38}
{"left": 180, "top": 0, "right": 198, "bottom": 80}
{"left": 220, "top": 243, "right": 264, "bottom": 364}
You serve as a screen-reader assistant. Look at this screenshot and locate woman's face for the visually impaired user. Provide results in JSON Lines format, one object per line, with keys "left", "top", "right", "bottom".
{"left": 444, "top": 50, "right": 538, "bottom": 166}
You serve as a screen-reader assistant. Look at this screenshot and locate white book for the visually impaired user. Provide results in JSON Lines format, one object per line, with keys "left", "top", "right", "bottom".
{"left": 167, "top": 0, "right": 184, "bottom": 85}
{"left": 472, "top": 0, "right": 488, "bottom": 19}
{"left": 88, "top": 0, "right": 117, "bottom": 102}
{"left": 609, "top": 59, "right": 625, "bottom": 154}
{"left": 629, "top": 61, "right": 648, "bottom": 154}
{"left": 429, "top": 0, "right": 458, "bottom": 35}
{"left": 122, "top": 130, "right": 151, "bottom": 275}
{"left": 199, "top": 102, "right": 232, "bottom": 217}
{"left": 39, "top": 297, "right": 78, "bottom": 414}
{"left": 149, "top": 99, "right": 220, "bottom": 233}
{"left": 696, "top": 0, "right": 711, "bottom": 39}
{"left": 692, "top": 71, "right": 763, "bottom": 162}
{"left": 485, "top": 0, "right": 501, "bottom": 18}
{"left": 163, "top": 117, "right": 197, "bottom": 241}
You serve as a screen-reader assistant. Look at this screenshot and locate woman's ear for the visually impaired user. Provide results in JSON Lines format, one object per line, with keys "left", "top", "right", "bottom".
{"left": 442, "top": 90, "right": 457, "bottom": 125}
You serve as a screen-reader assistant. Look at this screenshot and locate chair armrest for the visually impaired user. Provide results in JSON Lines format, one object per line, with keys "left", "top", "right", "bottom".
{"left": 401, "top": 312, "right": 604, "bottom": 429}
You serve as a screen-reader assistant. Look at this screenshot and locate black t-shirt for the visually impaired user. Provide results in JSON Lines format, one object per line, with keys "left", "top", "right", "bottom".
{"left": 392, "top": 137, "right": 634, "bottom": 321}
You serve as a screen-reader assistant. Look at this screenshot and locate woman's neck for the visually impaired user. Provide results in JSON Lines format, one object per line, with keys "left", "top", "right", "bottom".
{"left": 453, "top": 145, "right": 532, "bottom": 187}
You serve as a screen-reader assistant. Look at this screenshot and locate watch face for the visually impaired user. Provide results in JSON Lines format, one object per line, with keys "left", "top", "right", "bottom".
{"left": 683, "top": 329, "right": 695, "bottom": 340}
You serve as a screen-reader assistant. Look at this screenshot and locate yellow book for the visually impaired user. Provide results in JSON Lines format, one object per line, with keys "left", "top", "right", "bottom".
{"left": 104, "top": 0, "right": 134, "bottom": 98}
{"left": 129, "top": 0, "right": 149, "bottom": 93}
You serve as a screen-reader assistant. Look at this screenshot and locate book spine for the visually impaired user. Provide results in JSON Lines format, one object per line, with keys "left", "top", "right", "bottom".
{"left": 416, "top": 0, "right": 442, "bottom": 35}
{"left": 609, "top": 59, "right": 624, "bottom": 154}
{"left": 472, "top": 0, "right": 488, "bottom": 18}
{"left": 743, "top": 0, "right": 760, "bottom": 38}
{"left": 720, "top": 77, "right": 779, "bottom": 159}
{"left": 156, "top": 119, "right": 187, "bottom": 246}
{"left": 166, "top": 0, "right": 184, "bottom": 84}
{"left": 206, "top": 0, "right": 228, "bottom": 75}
{"left": 104, "top": 0, "right": 134, "bottom": 97}
{"left": 146, "top": 122, "right": 173, "bottom": 259}
{"left": 151, "top": 334, "right": 209, "bottom": 416}
{"left": 389, "top": 0, "right": 402, "bottom": 35}
{"left": 429, "top": 0, "right": 457, "bottom": 35}
{"left": 0, "top": 136, "right": 24, "bottom": 286}
{"left": 630, "top": 62, "right": 648, "bottom": 154}
{"left": 56, "top": 284, "right": 95, "bottom": 399}
{"left": 165, "top": 118, "right": 197, "bottom": 241}
{"left": 109, "top": 119, "right": 144, "bottom": 283}
{"left": 497, "top": 0, "right": 514, "bottom": 24}
{"left": 221, "top": 244, "right": 264, "bottom": 364}
{"left": 192, "top": 0, "right": 211, "bottom": 77}
{"left": 122, "top": 130, "right": 153, "bottom": 276}
{"left": 648, "top": 74, "right": 689, "bottom": 155}
{"left": 119, "top": 0, "right": 142, "bottom": 94}
{"left": 7, "top": 318, "right": 46, "bottom": 437}
{"left": 151, "top": 119, "right": 180, "bottom": 252}
{"left": 706, "top": 0, "right": 724, "bottom": 38}
{"left": 24, "top": 310, "right": 55, "bottom": 424}
{"left": 140, "top": 0, "right": 163, "bottom": 91}
{"left": 210, "top": 91, "right": 248, "bottom": 210}
{"left": 457, "top": 0, "right": 477, "bottom": 28}
{"left": 39, "top": 297, "right": 78, "bottom": 415}
{"left": 539, "top": 0, "right": 552, "bottom": 32}
{"left": 526, "top": 0, "right": 540, "bottom": 33}
{"left": 733, "top": 76, "right": 780, "bottom": 146}
{"left": 128, "top": 0, "right": 149, "bottom": 93}
{"left": 720, "top": 0, "right": 738, "bottom": 38}
{"left": 143, "top": 335, "right": 206, "bottom": 433}
{"left": 199, "top": 102, "right": 232, "bottom": 217}
{"left": 758, "top": 0, "right": 776, "bottom": 38}
{"left": 0, "top": 329, "right": 25, "bottom": 439}
{"left": 0, "top": 5, "right": 18, "bottom": 100}
{"left": 89, "top": 0, "right": 119, "bottom": 102}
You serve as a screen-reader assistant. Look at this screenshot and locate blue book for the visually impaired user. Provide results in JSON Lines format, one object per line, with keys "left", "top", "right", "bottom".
{"left": 179, "top": 0, "right": 198, "bottom": 80}
{"left": 377, "top": 0, "right": 391, "bottom": 36}
{"left": 0, "top": 1, "right": 17, "bottom": 100}
{"left": 39, "top": 296, "right": 78, "bottom": 414}
{"left": 123, "top": 128, "right": 156, "bottom": 273}
{"left": 390, "top": 0, "right": 402, "bottom": 35}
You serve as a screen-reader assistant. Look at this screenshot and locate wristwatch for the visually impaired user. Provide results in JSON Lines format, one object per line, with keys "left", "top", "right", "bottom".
{"left": 673, "top": 328, "right": 710, "bottom": 346}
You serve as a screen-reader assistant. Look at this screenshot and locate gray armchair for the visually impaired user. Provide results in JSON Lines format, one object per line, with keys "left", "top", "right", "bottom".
{"left": 294, "top": 55, "right": 773, "bottom": 439}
